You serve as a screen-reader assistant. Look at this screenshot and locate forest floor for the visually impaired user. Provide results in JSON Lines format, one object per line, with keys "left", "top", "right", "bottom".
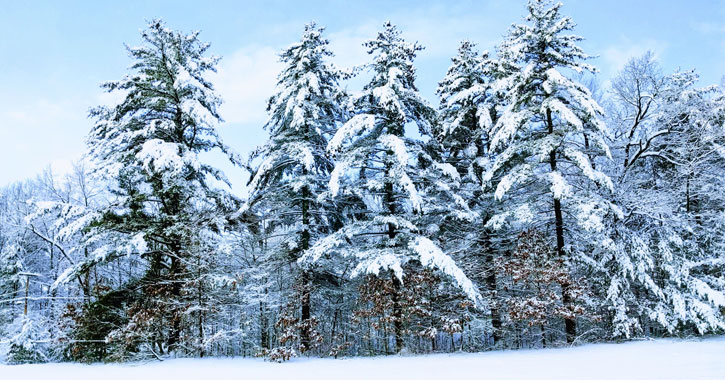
{"left": 2, "top": 336, "right": 724, "bottom": 380}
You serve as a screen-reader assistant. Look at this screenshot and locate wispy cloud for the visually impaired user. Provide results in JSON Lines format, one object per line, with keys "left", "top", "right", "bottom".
{"left": 601, "top": 37, "right": 668, "bottom": 73}
{"left": 693, "top": 22, "right": 725, "bottom": 35}
{"left": 0, "top": 98, "right": 88, "bottom": 184}
{"left": 692, "top": 21, "right": 725, "bottom": 50}
{"left": 212, "top": 45, "right": 284, "bottom": 126}
{"left": 206, "top": 5, "right": 514, "bottom": 173}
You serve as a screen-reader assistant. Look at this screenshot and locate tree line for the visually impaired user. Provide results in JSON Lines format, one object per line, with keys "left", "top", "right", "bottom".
{"left": 1, "top": 0, "right": 724, "bottom": 363}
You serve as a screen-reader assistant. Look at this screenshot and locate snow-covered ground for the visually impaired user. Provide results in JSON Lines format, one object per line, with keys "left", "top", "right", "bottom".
{"left": 2, "top": 337, "right": 724, "bottom": 380}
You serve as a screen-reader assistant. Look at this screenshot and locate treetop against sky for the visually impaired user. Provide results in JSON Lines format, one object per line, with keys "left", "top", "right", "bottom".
{"left": 1, "top": 0, "right": 724, "bottom": 189}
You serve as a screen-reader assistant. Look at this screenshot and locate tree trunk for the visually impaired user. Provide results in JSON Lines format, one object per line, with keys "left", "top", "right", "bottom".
{"left": 300, "top": 270, "right": 311, "bottom": 352}
{"left": 166, "top": 232, "right": 186, "bottom": 354}
{"left": 391, "top": 272, "right": 403, "bottom": 354}
{"left": 260, "top": 299, "right": 269, "bottom": 350}
{"left": 168, "top": 254, "right": 183, "bottom": 352}
{"left": 382, "top": 152, "right": 404, "bottom": 354}
{"left": 482, "top": 229, "right": 502, "bottom": 347}
{"left": 23, "top": 276, "right": 29, "bottom": 316}
{"left": 83, "top": 247, "right": 91, "bottom": 300}
{"left": 197, "top": 256, "right": 205, "bottom": 358}
{"left": 300, "top": 184, "right": 312, "bottom": 352}
{"left": 547, "top": 108, "right": 576, "bottom": 344}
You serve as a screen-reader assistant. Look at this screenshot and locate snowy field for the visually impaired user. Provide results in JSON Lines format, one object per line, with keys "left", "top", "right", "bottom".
{"left": 2, "top": 337, "right": 724, "bottom": 380}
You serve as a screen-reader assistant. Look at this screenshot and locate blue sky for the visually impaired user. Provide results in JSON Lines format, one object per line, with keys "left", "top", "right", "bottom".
{"left": 1, "top": 0, "right": 724, "bottom": 193}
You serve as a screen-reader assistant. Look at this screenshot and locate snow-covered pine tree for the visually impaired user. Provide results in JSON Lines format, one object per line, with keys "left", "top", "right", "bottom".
{"left": 435, "top": 39, "right": 511, "bottom": 174}
{"left": 244, "top": 22, "right": 346, "bottom": 357}
{"left": 56, "top": 20, "right": 240, "bottom": 359}
{"left": 483, "top": 0, "right": 615, "bottom": 344}
{"left": 435, "top": 40, "right": 489, "bottom": 173}
{"left": 301, "top": 22, "right": 483, "bottom": 354}
{"left": 434, "top": 40, "right": 515, "bottom": 346}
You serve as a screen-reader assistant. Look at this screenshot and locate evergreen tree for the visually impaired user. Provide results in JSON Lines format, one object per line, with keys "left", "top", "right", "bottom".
{"left": 2, "top": 3, "right": 725, "bottom": 364}
{"left": 435, "top": 39, "right": 511, "bottom": 172}
{"left": 435, "top": 40, "right": 488, "bottom": 172}
{"left": 434, "top": 40, "right": 514, "bottom": 346}
{"left": 245, "top": 22, "right": 346, "bottom": 357}
{"left": 484, "top": 0, "right": 615, "bottom": 343}
{"left": 301, "top": 22, "right": 482, "bottom": 354}
{"left": 58, "top": 20, "right": 240, "bottom": 359}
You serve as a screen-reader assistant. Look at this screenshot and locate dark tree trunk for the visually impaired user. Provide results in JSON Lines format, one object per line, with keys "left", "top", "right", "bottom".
{"left": 300, "top": 270, "right": 312, "bottom": 351}
{"left": 547, "top": 108, "right": 576, "bottom": 344}
{"left": 260, "top": 299, "right": 269, "bottom": 350}
{"left": 483, "top": 230, "right": 502, "bottom": 347}
{"left": 197, "top": 256, "right": 205, "bottom": 358}
{"left": 168, "top": 253, "right": 183, "bottom": 352}
{"left": 391, "top": 272, "right": 403, "bottom": 354}
{"left": 383, "top": 153, "right": 404, "bottom": 354}
{"left": 83, "top": 247, "right": 92, "bottom": 300}
{"left": 300, "top": 183, "right": 312, "bottom": 352}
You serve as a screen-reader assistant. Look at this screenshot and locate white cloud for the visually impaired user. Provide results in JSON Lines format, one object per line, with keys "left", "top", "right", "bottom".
{"left": 212, "top": 45, "right": 284, "bottom": 126}
{"left": 326, "top": 4, "right": 504, "bottom": 67}
{"left": 328, "top": 23, "right": 377, "bottom": 72}
{"left": 601, "top": 37, "right": 668, "bottom": 73}
{"left": 204, "top": 45, "right": 285, "bottom": 196}
{"left": 4, "top": 99, "right": 68, "bottom": 128}
{"left": 0, "top": 98, "right": 89, "bottom": 185}
{"left": 211, "top": 22, "right": 378, "bottom": 130}
{"left": 394, "top": 5, "right": 502, "bottom": 58}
